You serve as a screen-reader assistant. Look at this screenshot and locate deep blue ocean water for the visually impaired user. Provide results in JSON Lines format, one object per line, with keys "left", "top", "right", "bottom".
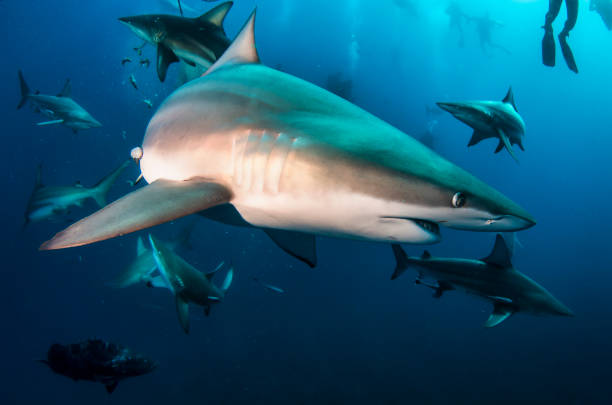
{"left": 2, "top": 0, "right": 611, "bottom": 403}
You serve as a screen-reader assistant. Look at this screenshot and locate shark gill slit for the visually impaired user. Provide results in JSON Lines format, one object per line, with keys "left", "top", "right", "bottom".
{"left": 243, "top": 130, "right": 263, "bottom": 191}
{"left": 264, "top": 132, "right": 294, "bottom": 195}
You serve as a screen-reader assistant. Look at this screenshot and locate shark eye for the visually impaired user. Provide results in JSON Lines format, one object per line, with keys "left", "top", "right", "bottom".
{"left": 452, "top": 192, "right": 466, "bottom": 208}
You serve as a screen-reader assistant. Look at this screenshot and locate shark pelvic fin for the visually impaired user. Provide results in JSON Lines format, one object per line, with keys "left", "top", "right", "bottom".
{"left": 156, "top": 43, "right": 179, "bottom": 82}
{"left": 496, "top": 128, "right": 519, "bottom": 163}
{"left": 175, "top": 295, "right": 190, "bottom": 334}
{"left": 390, "top": 244, "right": 409, "bottom": 280}
{"left": 482, "top": 234, "right": 512, "bottom": 269}
{"left": 484, "top": 303, "right": 514, "bottom": 327}
{"left": 40, "top": 179, "right": 232, "bottom": 250}
{"left": 205, "top": 9, "right": 259, "bottom": 76}
{"left": 467, "top": 130, "right": 491, "bottom": 147}
{"left": 502, "top": 86, "right": 518, "bottom": 112}
{"left": 263, "top": 229, "right": 317, "bottom": 268}
{"left": 198, "top": 1, "right": 233, "bottom": 28}
{"left": 57, "top": 79, "right": 71, "bottom": 98}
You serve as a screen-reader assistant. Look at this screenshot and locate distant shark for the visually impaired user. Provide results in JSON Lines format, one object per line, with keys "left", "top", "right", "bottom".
{"left": 41, "top": 11, "right": 535, "bottom": 266}
{"left": 119, "top": 1, "right": 232, "bottom": 82}
{"left": 148, "top": 234, "right": 233, "bottom": 333}
{"left": 391, "top": 234, "right": 573, "bottom": 327}
{"left": 17, "top": 71, "right": 102, "bottom": 132}
{"left": 24, "top": 161, "right": 129, "bottom": 226}
{"left": 437, "top": 88, "right": 525, "bottom": 162}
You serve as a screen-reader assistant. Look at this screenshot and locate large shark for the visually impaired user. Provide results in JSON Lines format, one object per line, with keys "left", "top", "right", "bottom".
{"left": 148, "top": 234, "right": 233, "bottom": 333}
{"left": 25, "top": 161, "right": 129, "bottom": 226}
{"left": 391, "top": 235, "right": 573, "bottom": 327}
{"left": 41, "top": 11, "right": 535, "bottom": 263}
{"left": 437, "top": 88, "right": 525, "bottom": 162}
{"left": 17, "top": 71, "right": 102, "bottom": 133}
{"left": 118, "top": 1, "right": 232, "bottom": 82}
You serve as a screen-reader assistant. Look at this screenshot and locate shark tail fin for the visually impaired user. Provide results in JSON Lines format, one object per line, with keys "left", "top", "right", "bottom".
{"left": 91, "top": 161, "right": 130, "bottom": 207}
{"left": 17, "top": 70, "right": 31, "bottom": 109}
{"left": 391, "top": 244, "right": 410, "bottom": 280}
{"left": 221, "top": 265, "right": 233, "bottom": 294}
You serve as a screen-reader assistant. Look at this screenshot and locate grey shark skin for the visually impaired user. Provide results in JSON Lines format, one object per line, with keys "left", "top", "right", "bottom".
{"left": 149, "top": 234, "right": 233, "bottom": 333}
{"left": 118, "top": 1, "right": 232, "bottom": 82}
{"left": 17, "top": 71, "right": 102, "bottom": 132}
{"left": 391, "top": 235, "right": 573, "bottom": 327}
{"left": 437, "top": 88, "right": 525, "bottom": 162}
{"left": 24, "top": 161, "right": 129, "bottom": 226}
{"left": 41, "top": 10, "right": 535, "bottom": 256}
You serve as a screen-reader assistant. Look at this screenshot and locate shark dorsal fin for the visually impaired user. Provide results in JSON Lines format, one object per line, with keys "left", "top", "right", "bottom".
{"left": 58, "top": 79, "right": 71, "bottom": 98}
{"left": 502, "top": 87, "right": 517, "bottom": 112}
{"left": 421, "top": 250, "right": 431, "bottom": 259}
{"left": 204, "top": 9, "right": 259, "bottom": 76}
{"left": 35, "top": 164, "right": 43, "bottom": 189}
{"left": 482, "top": 234, "right": 512, "bottom": 268}
{"left": 136, "top": 236, "right": 147, "bottom": 256}
{"left": 197, "top": 1, "right": 233, "bottom": 28}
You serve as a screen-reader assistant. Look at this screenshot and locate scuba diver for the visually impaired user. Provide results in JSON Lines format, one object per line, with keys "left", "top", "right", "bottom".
{"left": 446, "top": 1, "right": 467, "bottom": 47}
{"left": 591, "top": 0, "right": 612, "bottom": 30}
{"left": 469, "top": 12, "right": 511, "bottom": 56}
{"left": 542, "top": 0, "right": 579, "bottom": 73}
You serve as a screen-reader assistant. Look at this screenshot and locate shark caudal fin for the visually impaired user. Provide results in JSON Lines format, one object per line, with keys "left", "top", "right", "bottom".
{"left": 17, "top": 70, "right": 32, "bottom": 109}
{"left": 91, "top": 160, "right": 131, "bottom": 207}
{"left": 390, "top": 244, "right": 410, "bottom": 280}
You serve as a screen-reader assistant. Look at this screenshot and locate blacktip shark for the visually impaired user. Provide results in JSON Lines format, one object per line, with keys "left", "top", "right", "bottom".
{"left": 391, "top": 234, "right": 573, "bottom": 327}
{"left": 17, "top": 70, "right": 102, "bottom": 133}
{"left": 118, "top": 1, "right": 232, "bottom": 82}
{"left": 25, "top": 161, "right": 129, "bottom": 226}
{"left": 41, "top": 10, "right": 535, "bottom": 265}
{"left": 437, "top": 88, "right": 525, "bottom": 163}
{"left": 148, "top": 234, "right": 233, "bottom": 333}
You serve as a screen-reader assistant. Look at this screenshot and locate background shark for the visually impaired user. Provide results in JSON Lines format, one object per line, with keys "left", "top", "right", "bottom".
{"left": 24, "top": 161, "right": 129, "bottom": 226}
{"left": 437, "top": 87, "right": 525, "bottom": 162}
{"left": 41, "top": 10, "right": 535, "bottom": 258}
{"left": 149, "top": 234, "right": 233, "bottom": 334}
{"left": 17, "top": 70, "right": 102, "bottom": 132}
{"left": 391, "top": 234, "right": 573, "bottom": 327}
{"left": 119, "top": 1, "right": 232, "bottom": 82}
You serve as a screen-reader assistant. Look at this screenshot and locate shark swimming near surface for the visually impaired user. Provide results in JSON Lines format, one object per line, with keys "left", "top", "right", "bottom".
{"left": 17, "top": 70, "right": 102, "bottom": 133}
{"left": 41, "top": 10, "right": 535, "bottom": 267}
{"left": 119, "top": 1, "right": 232, "bottom": 82}
{"left": 24, "top": 161, "right": 129, "bottom": 226}
{"left": 390, "top": 234, "right": 573, "bottom": 327}
{"left": 437, "top": 88, "right": 525, "bottom": 163}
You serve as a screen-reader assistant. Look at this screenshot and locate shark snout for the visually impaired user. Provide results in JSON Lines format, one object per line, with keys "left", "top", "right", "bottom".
{"left": 436, "top": 102, "right": 472, "bottom": 116}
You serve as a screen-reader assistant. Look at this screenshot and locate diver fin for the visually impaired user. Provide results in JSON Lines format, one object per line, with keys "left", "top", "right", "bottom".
{"left": 197, "top": 1, "right": 233, "bottom": 28}
{"left": 156, "top": 43, "right": 179, "bottom": 82}
{"left": 467, "top": 130, "right": 491, "bottom": 147}
{"left": 37, "top": 119, "right": 64, "bottom": 126}
{"left": 542, "top": 26, "right": 555, "bottom": 67}
{"left": 496, "top": 128, "right": 519, "bottom": 163}
{"left": 205, "top": 9, "right": 259, "bottom": 76}
{"left": 390, "top": 244, "right": 409, "bottom": 280}
{"left": 17, "top": 70, "right": 31, "bottom": 109}
{"left": 57, "top": 79, "right": 72, "bottom": 98}
{"left": 221, "top": 266, "right": 233, "bottom": 293}
{"left": 484, "top": 303, "right": 514, "bottom": 327}
{"left": 558, "top": 34, "right": 578, "bottom": 74}
{"left": 481, "top": 234, "right": 512, "bottom": 269}
{"left": 40, "top": 179, "right": 232, "bottom": 250}
{"left": 136, "top": 236, "right": 147, "bottom": 256}
{"left": 263, "top": 229, "right": 317, "bottom": 268}
{"left": 175, "top": 295, "right": 190, "bottom": 334}
{"left": 502, "top": 87, "right": 517, "bottom": 112}
{"left": 91, "top": 160, "right": 130, "bottom": 207}
{"left": 105, "top": 380, "right": 119, "bottom": 394}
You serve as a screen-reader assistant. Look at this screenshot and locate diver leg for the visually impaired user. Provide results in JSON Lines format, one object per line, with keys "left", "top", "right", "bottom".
{"left": 542, "top": 0, "right": 562, "bottom": 67}
{"left": 559, "top": 0, "right": 579, "bottom": 73}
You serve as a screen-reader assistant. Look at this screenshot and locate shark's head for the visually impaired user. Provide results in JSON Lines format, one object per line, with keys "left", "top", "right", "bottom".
{"left": 521, "top": 283, "right": 574, "bottom": 317}
{"left": 67, "top": 110, "right": 102, "bottom": 130}
{"left": 437, "top": 101, "right": 525, "bottom": 136}
{"left": 119, "top": 15, "right": 167, "bottom": 44}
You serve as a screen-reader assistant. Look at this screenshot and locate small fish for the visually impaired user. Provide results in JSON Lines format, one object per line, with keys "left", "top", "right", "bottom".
{"left": 140, "top": 58, "right": 150, "bottom": 68}
{"left": 142, "top": 98, "right": 153, "bottom": 109}
{"left": 121, "top": 57, "right": 132, "bottom": 66}
{"left": 253, "top": 277, "right": 285, "bottom": 294}
{"left": 129, "top": 74, "right": 138, "bottom": 90}
{"left": 133, "top": 41, "right": 146, "bottom": 56}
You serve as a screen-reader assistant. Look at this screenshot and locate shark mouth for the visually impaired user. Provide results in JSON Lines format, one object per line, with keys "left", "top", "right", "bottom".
{"left": 412, "top": 219, "right": 440, "bottom": 236}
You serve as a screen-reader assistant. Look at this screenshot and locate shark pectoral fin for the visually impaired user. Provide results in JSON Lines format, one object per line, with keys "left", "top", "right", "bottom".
{"left": 40, "top": 179, "right": 232, "bottom": 250}
{"left": 175, "top": 295, "right": 190, "bottom": 334}
{"left": 263, "top": 229, "right": 317, "bottom": 268}
{"left": 494, "top": 140, "right": 504, "bottom": 153}
{"left": 146, "top": 275, "right": 168, "bottom": 289}
{"left": 105, "top": 380, "right": 119, "bottom": 394}
{"left": 220, "top": 267, "right": 233, "bottom": 293}
{"left": 37, "top": 119, "right": 64, "bottom": 126}
{"left": 205, "top": 261, "right": 225, "bottom": 281}
{"left": 156, "top": 44, "right": 179, "bottom": 82}
{"left": 484, "top": 303, "right": 514, "bottom": 327}
{"left": 390, "top": 244, "right": 409, "bottom": 280}
{"left": 468, "top": 130, "right": 490, "bottom": 147}
{"left": 136, "top": 236, "right": 147, "bottom": 256}
{"left": 496, "top": 128, "right": 519, "bottom": 163}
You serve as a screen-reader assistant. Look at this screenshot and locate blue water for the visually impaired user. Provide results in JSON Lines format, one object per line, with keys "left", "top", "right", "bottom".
{"left": 2, "top": 0, "right": 610, "bottom": 403}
